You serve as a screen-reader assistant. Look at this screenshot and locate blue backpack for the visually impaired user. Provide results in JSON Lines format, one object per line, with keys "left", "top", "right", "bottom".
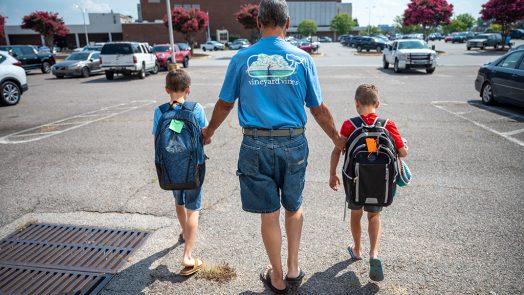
{"left": 154, "top": 102, "right": 205, "bottom": 190}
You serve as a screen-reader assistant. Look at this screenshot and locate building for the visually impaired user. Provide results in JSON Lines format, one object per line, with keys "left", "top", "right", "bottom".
{"left": 1, "top": 12, "right": 128, "bottom": 48}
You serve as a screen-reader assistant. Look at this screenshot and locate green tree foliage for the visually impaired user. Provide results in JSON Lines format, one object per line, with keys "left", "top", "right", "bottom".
{"left": 360, "top": 26, "right": 382, "bottom": 35}
{"left": 330, "top": 13, "right": 355, "bottom": 36}
{"left": 298, "top": 19, "right": 318, "bottom": 36}
{"left": 394, "top": 15, "right": 421, "bottom": 34}
{"left": 455, "top": 13, "right": 476, "bottom": 30}
{"left": 443, "top": 13, "right": 477, "bottom": 34}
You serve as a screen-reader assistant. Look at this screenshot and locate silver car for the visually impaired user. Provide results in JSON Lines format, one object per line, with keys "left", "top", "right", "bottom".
{"left": 51, "top": 51, "right": 102, "bottom": 78}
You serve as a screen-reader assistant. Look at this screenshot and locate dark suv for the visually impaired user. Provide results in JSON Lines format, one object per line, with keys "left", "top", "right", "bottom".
{"left": 354, "top": 37, "right": 386, "bottom": 52}
{"left": 0, "top": 45, "right": 55, "bottom": 73}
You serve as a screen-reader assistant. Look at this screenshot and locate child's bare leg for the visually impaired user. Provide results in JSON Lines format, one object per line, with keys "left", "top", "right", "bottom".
{"left": 175, "top": 204, "right": 187, "bottom": 239}
{"left": 367, "top": 212, "right": 381, "bottom": 258}
{"left": 182, "top": 209, "right": 200, "bottom": 266}
{"left": 350, "top": 209, "right": 364, "bottom": 257}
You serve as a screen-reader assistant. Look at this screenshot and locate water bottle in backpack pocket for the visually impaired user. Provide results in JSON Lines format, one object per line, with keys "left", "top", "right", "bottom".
{"left": 154, "top": 102, "right": 205, "bottom": 190}
{"left": 342, "top": 117, "right": 398, "bottom": 207}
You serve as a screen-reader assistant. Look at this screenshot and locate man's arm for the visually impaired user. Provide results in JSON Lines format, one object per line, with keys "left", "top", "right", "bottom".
{"left": 310, "top": 103, "right": 345, "bottom": 151}
{"left": 202, "top": 99, "right": 235, "bottom": 144}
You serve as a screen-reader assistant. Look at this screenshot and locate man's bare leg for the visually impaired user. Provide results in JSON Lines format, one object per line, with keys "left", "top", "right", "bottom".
{"left": 285, "top": 207, "right": 303, "bottom": 278}
{"left": 261, "top": 210, "right": 286, "bottom": 290}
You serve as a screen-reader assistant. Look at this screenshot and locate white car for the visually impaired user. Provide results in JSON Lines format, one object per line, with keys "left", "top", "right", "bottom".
{"left": 100, "top": 42, "right": 158, "bottom": 80}
{"left": 201, "top": 41, "right": 225, "bottom": 51}
{"left": 383, "top": 39, "right": 438, "bottom": 74}
{"left": 0, "top": 52, "right": 28, "bottom": 106}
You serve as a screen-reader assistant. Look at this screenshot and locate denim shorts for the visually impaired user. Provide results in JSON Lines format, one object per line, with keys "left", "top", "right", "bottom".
{"left": 173, "top": 187, "right": 202, "bottom": 211}
{"left": 236, "top": 134, "right": 309, "bottom": 213}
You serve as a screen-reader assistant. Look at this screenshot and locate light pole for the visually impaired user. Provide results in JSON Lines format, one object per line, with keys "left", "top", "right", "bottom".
{"left": 366, "top": 5, "right": 375, "bottom": 35}
{"left": 166, "top": 0, "right": 175, "bottom": 64}
{"left": 207, "top": 12, "right": 211, "bottom": 41}
{"left": 75, "top": 4, "right": 89, "bottom": 46}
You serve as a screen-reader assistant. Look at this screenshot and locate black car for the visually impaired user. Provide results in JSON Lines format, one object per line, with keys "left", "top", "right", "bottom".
{"left": 354, "top": 37, "right": 386, "bottom": 52}
{"left": 0, "top": 45, "right": 55, "bottom": 73}
{"left": 510, "top": 29, "right": 524, "bottom": 39}
{"left": 348, "top": 36, "right": 364, "bottom": 47}
{"left": 475, "top": 49, "right": 524, "bottom": 107}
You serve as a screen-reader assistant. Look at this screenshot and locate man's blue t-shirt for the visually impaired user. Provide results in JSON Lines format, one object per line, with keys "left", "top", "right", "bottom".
{"left": 219, "top": 36, "right": 323, "bottom": 129}
{"left": 152, "top": 102, "right": 208, "bottom": 135}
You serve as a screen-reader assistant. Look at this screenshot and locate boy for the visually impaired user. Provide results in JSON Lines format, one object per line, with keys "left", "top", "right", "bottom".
{"left": 329, "top": 84, "right": 407, "bottom": 281}
{"left": 152, "top": 69, "right": 208, "bottom": 276}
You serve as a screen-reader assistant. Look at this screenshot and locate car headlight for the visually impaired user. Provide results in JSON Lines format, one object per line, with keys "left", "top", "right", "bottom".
{"left": 399, "top": 53, "right": 408, "bottom": 60}
{"left": 69, "top": 64, "right": 80, "bottom": 69}
{"left": 430, "top": 53, "right": 437, "bottom": 60}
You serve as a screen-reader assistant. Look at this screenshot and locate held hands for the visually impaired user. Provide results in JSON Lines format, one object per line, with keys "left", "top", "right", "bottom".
{"left": 333, "top": 135, "right": 346, "bottom": 153}
{"left": 202, "top": 127, "right": 214, "bottom": 145}
{"left": 329, "top": 174, "right": 341, "bottom": 191}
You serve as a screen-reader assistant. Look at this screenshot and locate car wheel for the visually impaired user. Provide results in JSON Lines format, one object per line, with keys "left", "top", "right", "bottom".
{"left": 138, "top": 65, "right": 146, "bottom": 79}
{"left": 81, "top": 67, "right": 90, "bottom": 78}
{"left": 0, "top": 81, "right": 21, "bottom": 106}
{"left": 383, "top": 57, "right": 389, "bottom": 69}
{"left": 366, "top": 49, "right": 370, "bottom": 52}
{"left": 183, "top": 57, "right": 189, "bottom": 68}
{"left": 426, "top": 67, "right": 435, "bottom": 74}
{"left": 493, "top": 44, "right": 498, "bottom": 50}
{"left": 480, "top": 46, "right": 484, "bottom": 50}
{"left": 357, "top": 46, "right": 362, "bottom": 52}
{"left": 105, "top": 71, "right": 114, "bottom": 80}
{"left": 55, "top": 75, "right": 64, "bottom": 79}
{"left": 41, "top": 61, "right": 51, "bottom": 74}
{"left": 481, "top": 82, "right": 496, "bottom": 105}
{"left": 376, "top": 46, "right": 382, "bottom": 53}
{"left": 202, "top": 47, "right": 206, "bottom": 52}
{"left": 394, "top": 59, "right": 401, "bottom": 73}
{"left": 467, "top": 47, "right": 471, "bottom": 50}
{"left": 151, "top": 63, "right": 159, "bottom": 74}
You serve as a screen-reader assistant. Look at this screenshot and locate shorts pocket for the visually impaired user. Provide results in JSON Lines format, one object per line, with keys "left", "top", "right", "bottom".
{"left": 237, "top": 144, "right": 260, "bottom": 176}
{"left": 286, "top": 142, "right": 308, "bottom": 174}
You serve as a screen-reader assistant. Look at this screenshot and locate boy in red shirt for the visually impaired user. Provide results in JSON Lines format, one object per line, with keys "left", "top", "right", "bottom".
{"left": 329, "top": 84, "right": 408, "bottom": 281}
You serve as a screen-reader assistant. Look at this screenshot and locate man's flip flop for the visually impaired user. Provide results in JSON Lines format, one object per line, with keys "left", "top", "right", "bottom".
{"left": 347, "top": 246, "right": 362, "bottom": 260}
{"left": 179, "top": 258, "right": 203, "bottom": 276}
{"left": 369, "top": 258, "right": 384, "bottom": 281}
{"left": 260, "top": 267, "right": 289, "bottom": 294}
{"left": 285, "top": 268, "right": 305, "bottom": 285}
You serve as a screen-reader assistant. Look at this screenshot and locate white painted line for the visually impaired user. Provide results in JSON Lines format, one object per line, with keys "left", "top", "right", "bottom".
{"left": 502, "top": 128, "right": 524, "bottom": 136}
{"left": 0, "top": 100, "right": 156, "bottom": 144}
{"left": 431, "top": 102, "right": 524, "bottom": 147}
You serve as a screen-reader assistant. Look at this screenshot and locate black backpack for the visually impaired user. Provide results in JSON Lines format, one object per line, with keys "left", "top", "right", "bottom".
{"left": 342, "top": 116, "right": 399, "bottom": 209}
{"left": 154, "top": 102, "right": 205, "bottom": 190}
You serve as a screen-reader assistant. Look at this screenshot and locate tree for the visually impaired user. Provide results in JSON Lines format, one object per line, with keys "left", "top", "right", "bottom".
{"left": 403, "top": 0, "right": 454, "bottom": 40}
{"left": 0, "top": 15, "right": 5, "bottom": 39}
{"left": 455, "top": 13, "right": 476, "bottom": 31}
{"left": 164, "top": 7, "right": 208, "bottom": 52}
{"left": 394, "top": 15, "right": 421, "bottom": 34}
{"left": 360, "top": 26, "right": 382, "bottom": 35}
{"left": 21, "top": 11, "right": 69, "bottom": 47}
{"left": 353, "top": 18, "right": 359, "bottom": 27}
{"left": 330, "top": 13, "right": 355, "bottom": 37}
{"left": 298, "top": 19, "right": 317, "bottom": 36}
{"left": 481, "top": 0, "right": 524, "bottom": 48}
{"left": 235, "top": 4, "right": 259, "bottom": 42}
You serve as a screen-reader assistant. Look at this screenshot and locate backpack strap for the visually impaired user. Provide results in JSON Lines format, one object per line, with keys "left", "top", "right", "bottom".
{"left": 349, "top": 117, "right": 365, "bottom": 129}
{"left": 158, "top": 102, "right": 172, "bottom": 114}
{"left": 181, "top": 101, "right": 197, "bottom": 112}
{"left": 375, "top": 118, "right": 389, "bottom": 128}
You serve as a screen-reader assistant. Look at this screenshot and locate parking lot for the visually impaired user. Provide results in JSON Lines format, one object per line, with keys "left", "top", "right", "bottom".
{"left": 1, "top": 41, "right": 523, "bottom": 294}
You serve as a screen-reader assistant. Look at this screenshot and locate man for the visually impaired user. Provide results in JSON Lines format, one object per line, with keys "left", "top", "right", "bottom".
{"left": 203, "top": 0, "right": 343, "bottom": 293}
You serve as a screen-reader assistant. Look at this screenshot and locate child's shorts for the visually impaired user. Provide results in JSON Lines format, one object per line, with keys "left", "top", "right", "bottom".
{"left": 173, "top": 187, "right": 202, "bottom": 211}
{"left": 347, "top": 200, "right": 382, "bottom": 213}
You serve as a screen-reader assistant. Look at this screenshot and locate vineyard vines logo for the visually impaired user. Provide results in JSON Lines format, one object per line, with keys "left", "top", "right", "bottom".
{"left": 247, "top": 54, "right": 305, "bottom": 79}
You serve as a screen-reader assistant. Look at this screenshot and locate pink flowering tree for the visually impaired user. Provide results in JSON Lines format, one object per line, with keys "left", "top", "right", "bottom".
{"left": 164, "top": 7, "right": 208, "bottom": 52}
{"left": 481, "top": 0, "right": 524, "bottom": 48}
{"left": 235, "top": 4, "right": 259, "bottom": 42}
{"left": 403, "top": 0, "right": 453, "bottom": 41}
{"left": 21, "top": 11, "right": 69, "bottom": 47}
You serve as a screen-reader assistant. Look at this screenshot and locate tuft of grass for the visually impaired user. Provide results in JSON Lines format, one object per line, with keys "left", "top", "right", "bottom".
{"left": 15, "top": 219, "right": 37, "bottom": 231}
{"left": 196, "top": 262, "right": 237, "bottom": 284}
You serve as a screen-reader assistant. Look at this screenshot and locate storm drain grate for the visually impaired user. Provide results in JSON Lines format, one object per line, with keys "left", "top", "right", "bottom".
{"left": 0, "top": 223, "right": 149, "bottom": 295}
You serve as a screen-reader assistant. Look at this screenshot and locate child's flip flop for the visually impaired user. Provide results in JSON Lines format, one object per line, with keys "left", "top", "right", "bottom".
{"left": 347, "top": 246, "right": 362, "bottom": 260}
{"left": 179, "top": 258, "right": 203, "bottom": 276}
{"left": 285, "top": 268, "right": 305, "bottom": 285}
{"left": 369, "top": 258, "right": 384, "bottom": 281}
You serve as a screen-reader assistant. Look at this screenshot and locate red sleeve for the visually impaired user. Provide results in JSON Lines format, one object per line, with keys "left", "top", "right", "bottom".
{"left": 385, "top": 120, "right": 405, "bottom": 150}
{"left": 340, "top": 120, "right": 354, "bottom": 138}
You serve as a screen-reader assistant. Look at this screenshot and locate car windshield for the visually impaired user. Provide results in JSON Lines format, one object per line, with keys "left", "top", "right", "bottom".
{"left": 101, "top": 44, "right": 132, "bottom": 54}
{"left": 66, "top": 53, "right": 90, "bottom": 61}
{"left": 177, "top": 43, "right": 189, "bottom": 50}
{"left": 398, "top": 41, "right": 428, "bottom": 49}
{"left": 84, "top": 46, "right": 101, "bottom": 51}
{"left": 476, "top": 34, "right": 491, "bottom": 39}
{"left": 153, "top": 46, "right": 170, "bottom": 52}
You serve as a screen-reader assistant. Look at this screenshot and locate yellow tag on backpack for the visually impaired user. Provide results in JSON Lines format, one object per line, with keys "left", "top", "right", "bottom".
{"left": 365, "top": 138, "right": 378, "bottom": 153}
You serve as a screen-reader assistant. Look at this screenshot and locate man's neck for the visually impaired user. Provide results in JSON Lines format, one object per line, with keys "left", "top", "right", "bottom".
{"left": 260, "top": 27, "right": 286, "bottom": 39}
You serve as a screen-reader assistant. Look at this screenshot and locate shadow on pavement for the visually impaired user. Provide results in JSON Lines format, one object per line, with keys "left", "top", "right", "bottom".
{"left": 82, "top": 75, "right": 144, "bottom": 83}
{"left": 377, "top": 67, "right": 429, "bottom": 76}
{"left": 463, "top": 50, "right": 508, "bottom": 57}
{"left": 467, "top": 100, "right": 524, "bottom": 120}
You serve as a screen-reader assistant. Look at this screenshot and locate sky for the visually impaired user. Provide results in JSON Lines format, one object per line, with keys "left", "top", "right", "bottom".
{"left": 1, "top": 0, "right": 486, "bottom": 26}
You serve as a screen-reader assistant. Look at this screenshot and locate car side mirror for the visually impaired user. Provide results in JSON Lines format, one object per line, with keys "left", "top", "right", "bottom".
{"left": 89, "top": 58, "right": 94, "bottom": 62}
{"left": 431, "top": 45, "right": 435, "bottom": 50}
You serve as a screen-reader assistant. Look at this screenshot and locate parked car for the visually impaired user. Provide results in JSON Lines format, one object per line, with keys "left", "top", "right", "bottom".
{"left": 0, "top": 61, "right": 28, "bottom": 106}
{"left": 339, "top": 35, "right": 352, "bottom": 46}
{"left": 348, "top": 36, "right": 364, "bottom": 47}
{"left": 100, "top": 42, "right": 158, "bottom": 80}
{"left": 152, "top": 44, "right": 190, "bottom": 68}
{"left": 510, "top": 29, "right": 524, "bottom": 39}
{"left": 51, "top": 51, "right": 102, "bottom": 78}
{"left": 0, "top": 45, "right": 55, "bottom": 74}
{"left": 428, "top": 33, "right": 443, "bottom": 41}
{"left": 319, "top": 36, "right": 332, "bottom": 42}
{"left": 467, "top": 33, "right": 502, "bottom": 50}
{"left": 383, "top": 39, "right": 438, "bottom": 74}
{"left": 0, "top": 51, "right": 22, "bottom": 67}
{"left": 229, "top": 39, "right": 251, "bottom": 50}
{"left": 354, "top": 37, "right": 386, "bottom": 52}
{"left": 475, "top": 49, "right": 524, "bottom": 107}
{"left": 298, "top": 42, "right": 319, "bottom": 53}
{"left": 337, "top": 34, "right": 350, "bottom": 42}
{"left": 452, "top": 32, "right": 475, "bottom": 43}
{"left": 201, "top": 41, "right": 225, "bottom": 51}
{"left": 509, "top": 44, "right": 524, "bottom": 53}
{"left": 444, "top": 33, "right": 456, "bottom": 42}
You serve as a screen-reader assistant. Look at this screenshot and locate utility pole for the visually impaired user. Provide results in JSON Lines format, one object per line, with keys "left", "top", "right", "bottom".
{"left": 207, "top": 12, "right": 211, "bottom": 41}
{"left": 76, "top": 4, "right": 89, "bottom": 46}
{"left": 166, "top": 0, "right": 175, "bottom": 65}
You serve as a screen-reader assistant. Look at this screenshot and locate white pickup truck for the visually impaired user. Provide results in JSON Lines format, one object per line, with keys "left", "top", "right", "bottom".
{"left": 100, "top": 42, "right": 158, "bottom": 80}
{"left": 383, "top": 39, "right": 438, "bottom": 74}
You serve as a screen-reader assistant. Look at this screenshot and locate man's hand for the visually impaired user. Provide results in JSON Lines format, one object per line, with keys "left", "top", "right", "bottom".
{"left": 202, "top": 127, "right": 214, "bottom": 145}
{"left": 334, "top": 135, "right": 346, "bottom": 153}
{"left": 329, "top": 174, "right": 341, "bottom": 191}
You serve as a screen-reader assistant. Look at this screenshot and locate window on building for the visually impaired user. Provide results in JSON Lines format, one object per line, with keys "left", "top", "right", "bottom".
{"left": 149, "top": 0, "right": 160, "bottom": 3}
{"left": 192, "top": 4, "right": 200, "bottom": 9}
{"left": 183, "top": 4, "right": 191, "bottom": 10}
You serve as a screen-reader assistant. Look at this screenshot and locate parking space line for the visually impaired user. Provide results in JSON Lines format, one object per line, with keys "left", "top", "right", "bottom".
{"left": 431, "top": 101, "right": 524, "bottom": 147}
{"left": 0, "top": 100, "right": 156, "bottom": 144}
{"left": 502, "top": 128, "right": 524, "bottom": 136}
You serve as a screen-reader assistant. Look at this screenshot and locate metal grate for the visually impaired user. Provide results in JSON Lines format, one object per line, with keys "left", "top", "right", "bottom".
{"left": 0, "top": 223, "right": 149, "bottom": 295}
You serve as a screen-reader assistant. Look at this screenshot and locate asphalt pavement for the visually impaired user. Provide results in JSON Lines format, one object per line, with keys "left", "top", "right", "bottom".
{"left": 0, "top": 42, "right": 523, "bottom": 294}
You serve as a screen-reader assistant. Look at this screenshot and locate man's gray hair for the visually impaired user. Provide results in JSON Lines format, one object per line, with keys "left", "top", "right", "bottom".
{"left": 258, "top": 0, "right": 289, "bottom": 28}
